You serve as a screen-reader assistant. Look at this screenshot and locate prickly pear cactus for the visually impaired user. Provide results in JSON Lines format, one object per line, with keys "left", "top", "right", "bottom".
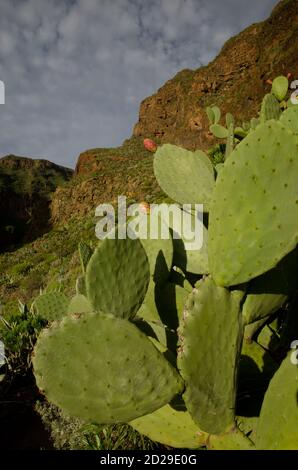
{"left": 280, "top": 105, "right": 298, "bottom": 134}
{"left": 130, "top": 403, "right": 208, "bottom": 449}
{"left": 256, "top": 354, "right": 298, "bottom": 449}
{"left": 209, "top": 121, "right": 298, "bottom": 286}
{"left": 86, "top": 234, "right": 150, "bottom": 319}
{"left": 271, "top": 76, "right": 289, "bottom": 102}
{"left": 33, "top": 313, "right": 183, "bottom": 424}
{"left": 153, "top": 144, "right": 215, "bottom": 208}
{"left": 207, "top": 426, "right": 255, "bottom": 450}
{"left": 67, "top": 294, "right": 92, "bottom": 314}
{"left": 32, "top": 292, "right": 69, "bottom": 321}
{"left": 242, "top": 245, "right": 298, "bottom": 324}
{"left": 177, "top": 277, "right": 243, "bottom": 434}
{"left": 32, "top": 76, "right": 298, "bottom": 450}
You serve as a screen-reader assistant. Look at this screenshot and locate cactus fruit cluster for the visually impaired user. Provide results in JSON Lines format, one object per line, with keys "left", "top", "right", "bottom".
{"left": 32, "top": 76, "right": 298, "bottom": 449}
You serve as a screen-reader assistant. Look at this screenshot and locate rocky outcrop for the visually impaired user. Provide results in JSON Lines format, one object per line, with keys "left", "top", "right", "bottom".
{"left": 132, "top": 0, "right": 298, "bottom": 150}
{"left": 50, "top": 138, "right": 162, "bottom": 225}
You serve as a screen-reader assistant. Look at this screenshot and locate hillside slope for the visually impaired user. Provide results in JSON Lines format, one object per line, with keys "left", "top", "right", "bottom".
{"left": 0, "top": 155, "right": 73, "bottom": 250}
{"left": 133, "top": 0, "right": 298, "bottom": 150}
{"left": 50, "top": 0, "right": 298, "bottom": 225}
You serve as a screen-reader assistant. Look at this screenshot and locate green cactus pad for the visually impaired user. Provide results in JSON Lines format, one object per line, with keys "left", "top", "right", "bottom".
{"left": 194, "top": 149, "right": 214, "bottom": 174}
{"left": 256, "top": 324, "right": 280, "bottom": 353}
{"left": 153, "top": 144, "right": 215, "bottom": 207}
{"left": 210, "top": 124, "right": 228, "bottom": 139}
{"left": 272, "top": 76, "right": 289, "bottom": 102}
{"left": 78, "top": 242, "right": 93, "bottom": 274}
{"left": 211, "top": 106, "right": 221, "bottom": 124}
{"left": 243, "top": 246, "right": 298, "bottom": 324}
{"left": 226, "top": 113, "right": 234, "bottom": 128}
{"left": 250, "top": 117, "right": 260, "bottom": 129}
{"left": 260, "top": 94, "right": 281, "bottom": 122}
{"left": 206, "top": 106, "right": 215, "bottom": 124}
{"left": 32, "top": 292, "right": 69, "bottom": 321}
{"left": 33, "top": 313, "right": 183, "bottom": 424}
{"left": 67, "top": 295, "right": 92, "bottom": 314}
{"left": 131, "top": 404, "right": 207, "bottom": 449}
{"left": 238, "top": 340, "right": 278, "bottom": 405}
{"left": 209, "top": 121, "right": 298, "bottom": 286}
{"left": 207, "top": 426, "right": 255, "bottom": 450}
{"left": 177, "top": 277, "right": 243, "bottom": 434}
{"left": 244, "top": 317, "right": 269, "bottom": 343}
{"left": 280, "top": 105, "right": 298, "bottom": 134}
{"left": 234, "top": 127, "right": 248, "bottom": 138}
{"left": 86, "top": 234, "right": 150, "bottom": 319}
{"left": 256, "top": 354, "right": 298, "bottom": 449}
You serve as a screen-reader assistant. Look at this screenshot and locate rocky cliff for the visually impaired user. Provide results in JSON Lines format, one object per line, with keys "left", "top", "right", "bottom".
{"left": 133, "top": 0, "right": 298, "bottom": 150}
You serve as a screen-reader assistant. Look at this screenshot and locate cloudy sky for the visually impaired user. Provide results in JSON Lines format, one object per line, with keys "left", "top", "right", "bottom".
{"left": 0, "top": 0, "right": 279, "bottom": 168}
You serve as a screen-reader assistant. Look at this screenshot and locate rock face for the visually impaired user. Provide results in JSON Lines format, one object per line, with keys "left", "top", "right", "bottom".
{"left": 0, "top": 155, "right": 73, "bottom": 250}
{"left": 50, "top": 0, "right": 298, "bottom": 226}
{"left": 132, "top": 0, "right": 298, "bottom": 150}
{"left": 50, "top": 137, "right": 163, "bottom": 225}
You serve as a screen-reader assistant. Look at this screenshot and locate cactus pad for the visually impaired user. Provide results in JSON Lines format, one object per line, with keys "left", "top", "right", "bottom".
{"left": 33, "top": 313, "right": 183, "bottom": 424}
{"left": 131, "top": 404, "right": 207, "bottom": 449}
{"left": 260, "top": 94, "right": 281, "bottom": 122}
{"left": 280, "top": 105, "right": 298, "bottom": 134}
{"left": 153, "top": 144, "right": 215, "bottom": 207}
{"left": 32, "top": 292, "right": 69, "bottom": 321}
{"left": 177, "top": 277, "right": 243, "bottom": 434}
{"left": 86, "top": 235, "right": 150, "bottom": 319}
{"left": 209, "top": 121, "right": 298, "bottom": 286}
{"left": 272, "top": 76, "right": 289, "bottom": 102}
{"left": 256, "top": 354, "right": 298, "bottom": 449}
{"left": 210, "top": 124, "right": 228, "bottom": 138}
{"left": 67, "top": 295, "right": 92, "bottom": 314}
{"left": 243, "top": 245, "right": 298, "bottom": 324}
{"left": 207, "top": 426, "right": 255, "bottom": 450}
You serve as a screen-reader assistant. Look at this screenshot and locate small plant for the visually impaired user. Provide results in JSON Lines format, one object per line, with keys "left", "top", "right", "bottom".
{"left": 0, "top": 301, "right": 46, "bottom": 377}
{"left": 208, "top": 143, "right": 225, "bottom": 165}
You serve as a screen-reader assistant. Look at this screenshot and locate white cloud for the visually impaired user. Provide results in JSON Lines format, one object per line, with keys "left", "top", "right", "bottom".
{"left": 0, "top": 0, "right": 279, "bottom": 167}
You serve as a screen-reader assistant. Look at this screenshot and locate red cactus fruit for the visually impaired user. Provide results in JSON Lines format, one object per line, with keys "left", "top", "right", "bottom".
{"left": 143, "top": 138, "right": 157, "bottom": 152}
